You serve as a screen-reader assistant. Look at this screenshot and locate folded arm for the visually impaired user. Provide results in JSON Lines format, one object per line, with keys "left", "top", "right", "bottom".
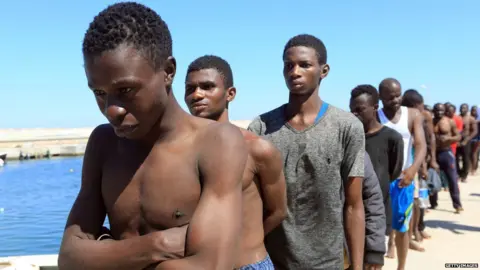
{"left": 155, "top": 123, "right": 248, "bottom": 270}
{"left": 58, "top": 125, "right": 164, "bottom": 270}
{"left": 252, "top": 137, "right": 287, "bottom": 235}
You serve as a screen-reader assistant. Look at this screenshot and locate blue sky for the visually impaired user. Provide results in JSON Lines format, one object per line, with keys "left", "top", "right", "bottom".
{"left": 0, "top": 0, "right": 478, "bottom": 128}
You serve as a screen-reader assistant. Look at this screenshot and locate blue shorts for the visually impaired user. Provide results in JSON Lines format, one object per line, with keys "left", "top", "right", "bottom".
{"left": 390, "top": 179, "right": 415, "bottom": 233}
{"left": 238, "top": 255, "right": 274, "bottom": 270}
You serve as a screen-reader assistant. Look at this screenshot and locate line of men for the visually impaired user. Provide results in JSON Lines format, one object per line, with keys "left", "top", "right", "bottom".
{"left": 57, "top": 2, "right": 478, "bottom": 270}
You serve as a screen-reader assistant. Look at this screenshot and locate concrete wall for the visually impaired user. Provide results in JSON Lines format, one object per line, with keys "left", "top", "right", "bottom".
{"left": 0, "top": 121, "right": 252, "bottom": 161}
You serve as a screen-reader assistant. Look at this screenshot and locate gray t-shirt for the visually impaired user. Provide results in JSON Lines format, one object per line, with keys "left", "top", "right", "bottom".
{"left": 248, "top": 103, "right": 365, "bottom": 270}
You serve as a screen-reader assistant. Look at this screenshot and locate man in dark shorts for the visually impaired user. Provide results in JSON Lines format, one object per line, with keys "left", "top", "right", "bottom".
{"left": 458, "top": 103, "right": 478, "bottom": 182}
{"left": 349, "top": 84, "right": 404, "bottom": 267}
{"left": 58, "top": 3, "right": 248, "bottom": 270}
{"left": 184, "top": 55, "right": 287, "bottom": 269}
{"left": 248, "top": 34, "right": 365, "bottom": 270}
{"left": 377, "top": 78, "right": 427, "bottom": 270}
{"left": 432, "top": 103, "right": 463, "bottom": 213}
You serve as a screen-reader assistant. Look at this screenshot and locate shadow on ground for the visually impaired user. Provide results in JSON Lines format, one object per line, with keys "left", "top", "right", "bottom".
{"left": 470, "top": 193, "right": 480, "bottom": 197}
{"left": 425, "top": 219, "right": 480, "bottom": 234}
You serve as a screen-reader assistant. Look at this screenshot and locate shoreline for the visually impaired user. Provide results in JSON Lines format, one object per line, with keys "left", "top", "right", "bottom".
{"left": 0, "top": 121, "right": 251, "bottom": 161}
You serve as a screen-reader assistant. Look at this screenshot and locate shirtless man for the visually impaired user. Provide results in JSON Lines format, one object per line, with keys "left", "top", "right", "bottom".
{"left": 184, "top": 55, "right": 287, "bottom": 269}
{"left": 445, "top": 103, "right": 463, "bottom": 156}
{"left": 58, "top": 3, "right": 248, "bottom": 270}
{"left": 470, "top": 106, "right": 480, "bottom": 174}
{"left": 401, "top": 89, "right": 437, "bottom": 240}
{"left": 378, "top": 79, "right": 427, "bottom": 270}
{"left": 458, "top": 104, "right": 478, "bottom": 182}
{"left": 432, "top": 103, "right": 463, "bottom": 213}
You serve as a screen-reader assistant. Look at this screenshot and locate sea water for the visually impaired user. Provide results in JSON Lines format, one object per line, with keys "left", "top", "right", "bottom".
{"left": 0, "top": 157, "right": 87, "bottom": 257}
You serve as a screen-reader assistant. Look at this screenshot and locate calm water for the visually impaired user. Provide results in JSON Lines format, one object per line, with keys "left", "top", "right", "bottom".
{"left": 0, "top": 157, "right": 87, "bottom": 257}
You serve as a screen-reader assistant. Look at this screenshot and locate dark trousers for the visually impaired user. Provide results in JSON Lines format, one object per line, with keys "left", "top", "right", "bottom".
{"left": 437, "top": 149, "right": 462, "bottom": 209}
{"left": 418, "top": 208, "right": 425, "bottom": 231}
{"left": 456, "top": 141, "right": 472, "bottom": 179}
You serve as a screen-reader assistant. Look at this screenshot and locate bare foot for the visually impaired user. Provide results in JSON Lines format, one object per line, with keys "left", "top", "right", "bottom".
{"left": 409, "top": 240, "right": 425, "bottom": 252}
{"left": 385, "top": 245, "right": 395, "bottom": 259}
{"left": 414, "top": 230, "right": 423, "bottom": 242}
{"left": 420, "top": 231, "right": 431, "bottom": 239}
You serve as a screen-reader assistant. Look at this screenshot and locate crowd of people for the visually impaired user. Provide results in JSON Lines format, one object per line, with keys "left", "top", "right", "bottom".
{"left": 57, "top": 2, "right": 479, "bottom": 270}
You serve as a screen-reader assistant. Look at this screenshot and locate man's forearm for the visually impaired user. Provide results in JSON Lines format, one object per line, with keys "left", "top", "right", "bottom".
{"left": 466, "top": 132, "right": 478, "bottom": 143}
{"left": 58, "top": 234, "right": 158, "bottom": 270}
{"left": 345, "top": 204, "right": 365, "bottom": 270}
{"left": 263, "top": 210, "right": 285, "bottom": 235}
{"left": 412, "top": 144, "right": 427, "bottom": 171}
{"left": 430, "top": 135, "right": 437, "bottom": 163}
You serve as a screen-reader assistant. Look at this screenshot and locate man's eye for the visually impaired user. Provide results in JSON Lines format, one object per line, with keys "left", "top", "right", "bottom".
{"left": 93, "top": 90, "right": 105, "bottom": 96}
{"left": 119, "top": 88, "right": 133, "bottom": 94}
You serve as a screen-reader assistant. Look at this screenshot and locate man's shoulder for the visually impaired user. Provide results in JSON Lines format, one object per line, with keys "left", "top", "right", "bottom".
{"left": 382, "top": 126, "right": 403, "bottom": 141}
{"left": 246, "top": 134, "right": 280, "bottom": 165}
{"left": 254, "top": 105, "right": 285, "bottom": 124}
{"left": 199, "top": 121, "right": 244, "bottom": 143}
{"left": 325, "top": 105, "right": 363, "bottom": 131}
{"left": 248, "top": 105, "right": 286, "bottom": 135}
{"left": 88, "top": 124, "right": 118, "bottom": 147}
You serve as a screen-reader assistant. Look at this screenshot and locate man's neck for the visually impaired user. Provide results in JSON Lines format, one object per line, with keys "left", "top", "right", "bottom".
{"left": 365, "top": 119, "right": 383, "bottom": 135}
{"left": 382, "top": 106, "right": 400, "bottom": 120}
{"left": 142, "top": 93, "right": 189, "bottom": 145}
{"left": 216, "top": 110, "right": 229, "bottom": 123}
{"left": 285, "top": 88, "right": 322, "bottom": 119}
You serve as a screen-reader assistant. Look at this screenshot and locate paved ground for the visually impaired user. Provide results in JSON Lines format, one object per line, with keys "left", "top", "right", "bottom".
{"left": 384, "top": 174, "right": 480, "bottom": 269}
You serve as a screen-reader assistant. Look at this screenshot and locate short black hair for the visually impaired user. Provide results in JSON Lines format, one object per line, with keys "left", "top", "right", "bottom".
{"left": 450, "top": 104, "right": 456, "bottom": 111}
{"left": 350, "top": 84, "right": 379, "bottom": 105}
{"left": 283, "top": 34, "right": 327, "bottom": 65}
{"left": 82, "top": 2, "right": 172, "bottom": 70}
{"left": 186, "top": 55, "right": 234, "bottom": 88}
{"left": 434, "top": 102, "right": 444, "bottom": 109}
{"left": 402, "top": 89, "right": 424, "bottom": 108}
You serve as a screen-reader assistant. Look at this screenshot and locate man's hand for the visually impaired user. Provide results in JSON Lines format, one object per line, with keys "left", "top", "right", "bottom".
{"left": 420, "top": 166, "right": 428, "bottom": 180}
{"left": 399, "top": 166, "right": 417, "bottom": 187}
{"left": 365, "top": 263, "right": 383, "bottom": 270}
{"left": 151, "top": 225, "right": 188, "bottom": 262}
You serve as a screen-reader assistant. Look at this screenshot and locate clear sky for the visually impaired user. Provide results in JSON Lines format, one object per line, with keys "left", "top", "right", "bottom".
{"left": 0, "top": 0, "right": 478, "bottom": 128}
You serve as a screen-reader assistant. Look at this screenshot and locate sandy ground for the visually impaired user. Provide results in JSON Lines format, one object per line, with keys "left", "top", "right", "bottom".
{"left": 383, "top": 174, "right": 480, "bottom": 269}
{"left": 1, "top": 172, "right": 479, "bottom": 269}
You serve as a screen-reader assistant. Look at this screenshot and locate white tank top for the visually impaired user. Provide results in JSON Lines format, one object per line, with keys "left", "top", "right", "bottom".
{"left": 378, "top": 106, "right": 413, "bottom": 170}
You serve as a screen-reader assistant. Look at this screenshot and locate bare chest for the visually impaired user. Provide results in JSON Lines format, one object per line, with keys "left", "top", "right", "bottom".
{"left": 101, "top": 146, "right": 201, "bottom": 239}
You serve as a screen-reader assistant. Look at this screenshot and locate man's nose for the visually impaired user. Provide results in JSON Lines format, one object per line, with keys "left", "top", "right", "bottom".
{"left": 104, "top": 97, "right": 126, "bottom": 126}
{"left": 192, "top": 87, "right": 205, "bottom": 100}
